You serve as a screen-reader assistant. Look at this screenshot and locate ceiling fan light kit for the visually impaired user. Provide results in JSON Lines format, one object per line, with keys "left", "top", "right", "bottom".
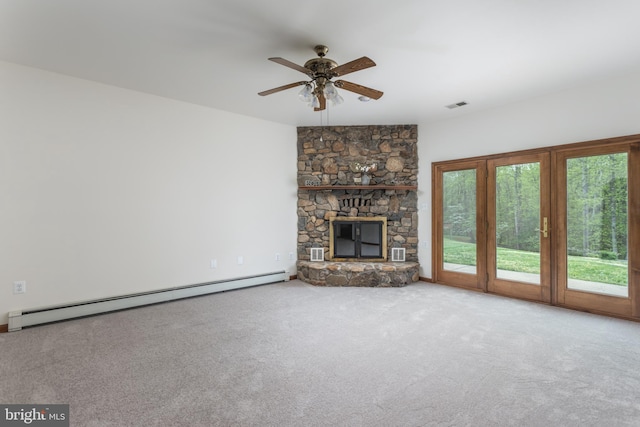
{"left": 258, "top": 45, "right": 383, "bottom": 111}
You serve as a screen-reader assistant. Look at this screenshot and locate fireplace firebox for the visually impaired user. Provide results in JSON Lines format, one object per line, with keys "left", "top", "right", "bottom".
{"left": 329, "top": 217, "right": 387, "bottom": 261}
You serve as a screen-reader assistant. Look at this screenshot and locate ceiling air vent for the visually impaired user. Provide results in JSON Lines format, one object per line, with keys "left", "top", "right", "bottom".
{"left": 446, "top": 101, "right": 468, "bottom": 109}
{"left": 310, "top": 248, "right": 325, "bottom": 262}
{"left": 391, "top": 248, "right": 406, "bottom": 262}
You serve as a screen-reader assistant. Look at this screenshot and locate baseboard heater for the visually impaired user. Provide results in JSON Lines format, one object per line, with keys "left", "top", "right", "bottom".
{"left": 8, "top": 271, "right": 287, "bottom": 332}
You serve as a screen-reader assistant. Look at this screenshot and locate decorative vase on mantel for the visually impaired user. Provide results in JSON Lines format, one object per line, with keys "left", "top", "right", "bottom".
{"left": 350, "top": 162, "right": 377, "bottom": 185}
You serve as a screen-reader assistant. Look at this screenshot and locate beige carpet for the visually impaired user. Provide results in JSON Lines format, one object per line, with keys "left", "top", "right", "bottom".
{"left": 2, "top": 280, "right": 640, "bottom": 426}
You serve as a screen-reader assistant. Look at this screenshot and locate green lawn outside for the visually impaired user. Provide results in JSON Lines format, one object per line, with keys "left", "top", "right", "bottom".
{"left": 443, "top": 238, "right": 628, "bottom": 286}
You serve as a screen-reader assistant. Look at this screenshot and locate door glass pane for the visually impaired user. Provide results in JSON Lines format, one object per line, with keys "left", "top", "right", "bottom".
{"left": 443, "top": 169, "right": 477, "bottom": 274}
{"left": 360, "top": 222, "right": 382, "bottom": 257}
{"left": 495, "top": 162, "right": 541, "bottom": 284}
{"left": 566, "top": 153, "right": 628, "bottom": 297}
{"left": 334, "top": 223, "right": 356, "bottom": 257}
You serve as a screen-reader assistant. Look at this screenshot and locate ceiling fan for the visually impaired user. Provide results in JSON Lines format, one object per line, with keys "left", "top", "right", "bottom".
{"left": 258, "top": 45, "right": 383, "bottom": 111}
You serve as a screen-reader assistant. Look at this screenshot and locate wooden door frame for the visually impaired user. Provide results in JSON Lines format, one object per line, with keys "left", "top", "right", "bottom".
{"left": 631, "top": 142, "right": 640, "bottom": 318}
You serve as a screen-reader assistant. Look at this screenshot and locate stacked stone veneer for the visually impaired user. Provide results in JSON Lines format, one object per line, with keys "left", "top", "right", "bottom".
{"left": 297, "top": 124, "right": 419, "bottom": 286}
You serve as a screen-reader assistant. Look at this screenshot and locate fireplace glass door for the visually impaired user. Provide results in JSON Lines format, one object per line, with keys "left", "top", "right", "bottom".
{"left": 330, "top": 217, "right": 387, "bottom": 260}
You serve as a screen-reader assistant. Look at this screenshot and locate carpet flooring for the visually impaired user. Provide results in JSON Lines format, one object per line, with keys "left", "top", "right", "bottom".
{"left": 1, "top": 280, "right": 640, "bottom": 426}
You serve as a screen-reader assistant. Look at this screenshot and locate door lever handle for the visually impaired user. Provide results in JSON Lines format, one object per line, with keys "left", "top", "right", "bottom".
{"left": 535, "top": 217, "right": 549, "bottom": 238}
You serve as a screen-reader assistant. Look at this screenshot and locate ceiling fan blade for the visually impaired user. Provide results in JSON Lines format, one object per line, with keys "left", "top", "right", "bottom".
{"left": 314, "top": 92, "right": 326, "bottom": 111}
{"left": 268, "top": 57, "right": 311, "bottom": 75}
{"left": 331, "top": 57, "right": 376, "bottom": 77}
{"left": 258, "top": 81, "right": 307, "bottom": 96}
{"left": 335, "top": 80, "right": 383, "bottom": 100}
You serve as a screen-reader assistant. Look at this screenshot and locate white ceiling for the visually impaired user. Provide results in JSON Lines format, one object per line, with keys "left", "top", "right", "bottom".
{"left": 2, "top": 0, "right": 640, "bottom": 127}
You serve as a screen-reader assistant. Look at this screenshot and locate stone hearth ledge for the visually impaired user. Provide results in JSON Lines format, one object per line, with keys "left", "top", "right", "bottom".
{"left": 297, "top": 261, "right": 420, "bottom": 287}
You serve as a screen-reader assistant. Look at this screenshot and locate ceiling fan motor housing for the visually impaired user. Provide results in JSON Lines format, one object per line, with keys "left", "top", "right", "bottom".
{"left": 304, "top": 45, "right": 338, "bottom": 78}
{"left": 304, "top": 58, "right": 338, "bottom": 76}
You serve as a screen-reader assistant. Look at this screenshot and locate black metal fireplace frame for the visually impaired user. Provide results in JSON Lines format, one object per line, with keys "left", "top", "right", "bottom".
{"left": 329, "top": 216, "right": 388, "bottom": 261}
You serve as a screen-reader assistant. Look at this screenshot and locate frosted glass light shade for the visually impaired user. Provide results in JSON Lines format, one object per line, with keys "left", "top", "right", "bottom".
{"left": 298, "top": 84, "right": 314, "bottom": 102}
{"left": 324, "top": 81, "right": 338, "bottom": 98}
{"left": 331, "top": 94, "right": 344, "bottom": 106}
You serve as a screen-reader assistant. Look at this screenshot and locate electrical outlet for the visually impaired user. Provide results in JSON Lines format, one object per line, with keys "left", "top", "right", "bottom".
{"left": 237, "top": 256, "right": 244, "bottom": 265}
{"left": 289, "top": 252, "right": 295, "bottom": 260}
{"left": 275, "top": 253, "right": 280, "bottom": 261}
{"left": 13, "top": 281, "right": 26, "bottom": 294}
{"left": 210, "top": 259, "right": 218, "bottom": 269}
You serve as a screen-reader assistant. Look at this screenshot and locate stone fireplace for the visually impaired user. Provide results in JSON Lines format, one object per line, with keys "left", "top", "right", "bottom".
{"left": 296, "top": 124, "right": 420, "bottom": 287}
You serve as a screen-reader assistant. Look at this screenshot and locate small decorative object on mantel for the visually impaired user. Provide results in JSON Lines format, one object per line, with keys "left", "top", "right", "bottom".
{"left": 350, "top": 162, "right": 377, "bottom": 185}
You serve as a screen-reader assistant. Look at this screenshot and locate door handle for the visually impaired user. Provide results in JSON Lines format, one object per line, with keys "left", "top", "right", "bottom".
{"left": 536, "top": 217, "right": 549, "bottom": 238}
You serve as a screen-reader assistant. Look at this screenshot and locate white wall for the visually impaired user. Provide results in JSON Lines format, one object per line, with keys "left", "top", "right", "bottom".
{"left": 0, "top": 61, "right": 298, "bottom": 325}
{"left": 417, "top": 69, "right": 640, "bottom": 278}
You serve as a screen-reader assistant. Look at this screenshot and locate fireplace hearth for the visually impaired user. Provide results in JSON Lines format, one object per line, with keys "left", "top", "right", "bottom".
{"left": 297, "top": 260, "right": 419, "bottom": 287}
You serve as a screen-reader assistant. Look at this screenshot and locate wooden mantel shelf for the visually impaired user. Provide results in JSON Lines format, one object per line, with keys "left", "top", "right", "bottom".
{"left": 299, "top": 185, "right": 417, "bottom": 191}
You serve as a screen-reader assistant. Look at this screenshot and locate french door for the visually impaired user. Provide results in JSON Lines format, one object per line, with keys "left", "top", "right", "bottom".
{"left": 433, "top": 135, "right": 640, "bottom": 319}
{"left": 432, "top": 159, "right": 486, "bottom": 291}
{"left": 554, "top": 142, "right": 639, "bottom": 318}
{"left": 487, "top": 153, "right": 551, "bottom": 303}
